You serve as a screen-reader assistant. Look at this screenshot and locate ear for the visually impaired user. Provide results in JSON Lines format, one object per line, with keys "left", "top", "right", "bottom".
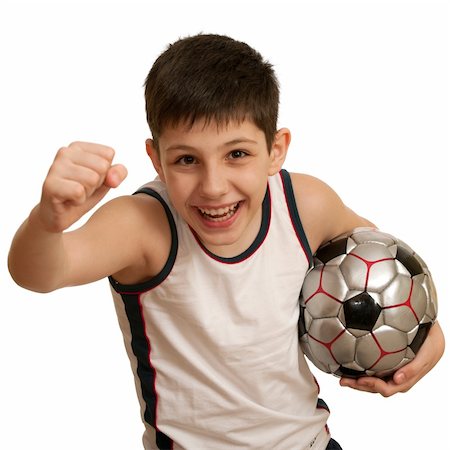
{"left": 268, "top": 128, "right": 290, "bottom": 175}
{"left": 146, "top": 138, "right": 166, "bottom": 182}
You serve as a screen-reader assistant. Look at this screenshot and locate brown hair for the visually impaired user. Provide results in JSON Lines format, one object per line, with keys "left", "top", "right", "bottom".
{"left": 144, "top": 34, "right": 279, "bottom": 152}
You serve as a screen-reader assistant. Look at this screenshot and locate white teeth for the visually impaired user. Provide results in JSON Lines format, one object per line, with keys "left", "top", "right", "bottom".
{"left": 198, "top": 202, "right": 239, "bottom": 221}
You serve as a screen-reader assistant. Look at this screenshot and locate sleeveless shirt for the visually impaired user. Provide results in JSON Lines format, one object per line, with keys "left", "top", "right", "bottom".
{"left": 109, "top": 169, "right": 331, "bottom": 450}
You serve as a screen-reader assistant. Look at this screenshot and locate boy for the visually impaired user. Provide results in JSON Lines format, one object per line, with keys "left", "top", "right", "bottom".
{"left": 8, "top": 34, "right": 444, "bottom": 450}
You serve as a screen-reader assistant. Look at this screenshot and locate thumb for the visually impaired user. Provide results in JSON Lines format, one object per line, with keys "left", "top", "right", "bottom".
{"left": 104, "top": 164, "right": 128, "bottom": 188}
{"left": 393, "top": 357, "right": 421, "bottom": 386}
{"left": 393, "top": 370, "right": 407, "bottom": 385}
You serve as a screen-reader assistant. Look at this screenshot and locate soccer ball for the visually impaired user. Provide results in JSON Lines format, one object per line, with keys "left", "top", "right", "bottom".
{"left": 298, "top": 228, "right": 438, "bottom": 378}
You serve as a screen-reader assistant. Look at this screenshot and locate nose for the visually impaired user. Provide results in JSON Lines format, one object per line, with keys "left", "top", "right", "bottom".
{"left": 199, "top": 163, "right": 228, "bottom": 199}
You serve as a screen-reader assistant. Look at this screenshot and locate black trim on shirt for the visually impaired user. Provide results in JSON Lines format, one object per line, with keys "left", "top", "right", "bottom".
{"left": 108, "top": 187, "right": 178, "bottom": 293}
{"left": 279, "top": 169, "right": 314, "bottom": 268}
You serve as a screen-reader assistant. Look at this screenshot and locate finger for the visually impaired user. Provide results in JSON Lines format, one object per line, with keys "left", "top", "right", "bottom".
{"left": 360, "top": 376, "right": 412, "bottom": 397}
{"left": 340, "top": 376, "right": 396, "bottom": 396}
{"left": 394, "top": 322, "right": 444, "bottom": 386}
{"left": 355, "top": 377, "right": 387, "bottom": 394}
{"left": 391, "top": 363, "right": 423, "bottom": 392}
{"left": 68, "top": 141, "right": 115, "bottom": 162}
{"left": 393, "top": 371, "right": 407, "bottom": 385}
{"left": 56, "top": 164, "right": 106, "bottom": 199}
{"left": 83, "top": 183, "right": 112, "bottom": 211}
{"left": 61, "top": 146, "right": 115, "bottom": 177}
{"left": 45, "top": 178, "right": 89, "bottom": 206}
{"left": 340, "top": 377, "right": 377, "bottom": 393}
{"left": 392, "top": 348, "right": 430, "bottom": 388}
{"left": 104, "top": 164, "right": 128, "bottom": 188}
{"left": 339, "top": 377, "right": 356, "bottom": 388}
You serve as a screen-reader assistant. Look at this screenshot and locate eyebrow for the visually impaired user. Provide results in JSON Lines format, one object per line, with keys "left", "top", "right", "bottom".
{"left": 224, "top": 138, "right": 258, "bottom": 146}
{"left": 165, "top": 138, "right": 258, "bottom": 152}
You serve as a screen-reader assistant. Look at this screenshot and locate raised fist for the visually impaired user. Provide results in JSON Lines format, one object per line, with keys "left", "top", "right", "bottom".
{"left": 39, "top": 142, "right": 127, "bottom": 232}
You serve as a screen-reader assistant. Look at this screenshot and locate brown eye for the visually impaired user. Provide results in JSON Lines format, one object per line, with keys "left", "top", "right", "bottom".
{"left": 229, "top": 150, "right": 247, "bottom": 159}
{"left": 177, "top": 155, "right": 196, "bottom": 165}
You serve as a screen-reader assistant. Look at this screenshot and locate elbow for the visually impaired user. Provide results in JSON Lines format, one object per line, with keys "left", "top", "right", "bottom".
{"left": 8, "top": 256, "right": 59, "bottom": 294}
{"left": 10, "top": 274, "right": 58, "bottom": 294}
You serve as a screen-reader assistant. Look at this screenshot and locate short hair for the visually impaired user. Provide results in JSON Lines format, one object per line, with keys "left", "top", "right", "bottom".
{"left": 144, "top": 34, "right": 279, "bottom": 152}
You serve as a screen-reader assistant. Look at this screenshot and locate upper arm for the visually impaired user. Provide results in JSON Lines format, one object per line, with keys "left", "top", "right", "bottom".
{"left": 290, "top": 172, "right": 375, "bottom": 254}
{"left": 62, "top": 194, "right": 170, "bottom": 287}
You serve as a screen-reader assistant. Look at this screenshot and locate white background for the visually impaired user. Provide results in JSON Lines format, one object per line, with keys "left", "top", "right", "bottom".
{"left": 0, "top": 0, "right": 448, "bottom": 449}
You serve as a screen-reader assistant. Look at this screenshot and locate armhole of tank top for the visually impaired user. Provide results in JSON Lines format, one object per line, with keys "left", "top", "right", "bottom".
{"left": 279, "top": 169, "right": 314, "bottom": 268}
{"left": 108, "top": 187, "right": 178, "bottom": 293}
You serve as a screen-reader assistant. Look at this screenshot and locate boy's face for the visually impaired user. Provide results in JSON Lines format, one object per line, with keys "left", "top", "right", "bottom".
{"left": 147, "top": 119, "right": 289, "bottom": 257}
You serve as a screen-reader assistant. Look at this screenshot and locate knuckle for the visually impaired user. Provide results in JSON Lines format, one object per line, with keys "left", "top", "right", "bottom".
{"left": 68, "top": 141, "right": 82, "bottom": 149}
{"left": 86, "top": 170, "right": 102, "bottom": 187}
{"left": 55, "top": 146, "right": 69, "bottom": 159}
{"left": 72, "top": 184, "right": 86, "bottom": 202}
{"left": 42, "top": 177, "right": 54, "bottom": 194}
{"left": 103, "top": 146, "right": 115, "bottom": 161}
{"left": 99, "top": 158, "right": 111, "bottom": 174}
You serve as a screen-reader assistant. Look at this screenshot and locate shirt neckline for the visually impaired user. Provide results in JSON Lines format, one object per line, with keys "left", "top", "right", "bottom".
{"left": 190, "top": 185, "right": 271, "bottom": 264}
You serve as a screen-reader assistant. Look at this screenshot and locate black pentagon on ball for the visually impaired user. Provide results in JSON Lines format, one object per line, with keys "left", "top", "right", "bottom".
{"left": 315, "top": 237, "right": 348, "bottom": 264}
{"left": 298, "top": 305, "right": 307, "bottom": 338}
{"left": 344, "top": 292, "right": 382, "bottom": 331}
{"left": 336, "top": 366, "right": 367, "bottom": 378}
{"left": 410, "top": 322, "right": 433, "bottom": 354}
{"left": 395, "top": 246, "right": 424, "bottom": 277}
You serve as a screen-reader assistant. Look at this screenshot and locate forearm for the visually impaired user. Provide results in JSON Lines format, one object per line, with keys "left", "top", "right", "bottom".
{"left": 426, "top": 320, "right": 445, "bottom": 367}
{"left": 8, "top": 205, "right": 68, "bottom": 292}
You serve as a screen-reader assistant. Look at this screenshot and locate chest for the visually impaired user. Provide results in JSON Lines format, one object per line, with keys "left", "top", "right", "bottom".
{"left": 142, "top": 228, "right": 308, "bottom": 350}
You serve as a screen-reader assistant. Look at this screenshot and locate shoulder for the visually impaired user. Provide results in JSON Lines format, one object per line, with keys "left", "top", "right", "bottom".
{"left": 288, "top": 172, "right": 375, "bottom": 254}
{"left": 71, "top": 192, "right": 172, "bottom": 285}
{"left": 89, "top": 192, "right": 169, "bottom": 233}
{"left": 111, "top": 193, "right": 172, "bottom": 282}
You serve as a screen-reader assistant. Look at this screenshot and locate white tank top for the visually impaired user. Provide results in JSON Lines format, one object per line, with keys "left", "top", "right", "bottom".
{"left": 109, "top": 170, "right": 331, "bottom": 450}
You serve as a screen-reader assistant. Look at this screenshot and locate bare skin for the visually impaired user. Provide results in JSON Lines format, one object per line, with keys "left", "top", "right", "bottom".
{"left": 8, "top": 120, "right": 445, "bottom": 396}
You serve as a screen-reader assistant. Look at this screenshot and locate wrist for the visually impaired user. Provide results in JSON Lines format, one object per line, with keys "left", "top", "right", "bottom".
{"left": 28, "top": 203, "right": 65, "bottom": 235}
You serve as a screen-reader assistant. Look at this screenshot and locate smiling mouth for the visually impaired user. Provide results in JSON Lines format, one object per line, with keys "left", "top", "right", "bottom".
{"left": 197, "top": 202, "right": 241, "bottom": 222}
